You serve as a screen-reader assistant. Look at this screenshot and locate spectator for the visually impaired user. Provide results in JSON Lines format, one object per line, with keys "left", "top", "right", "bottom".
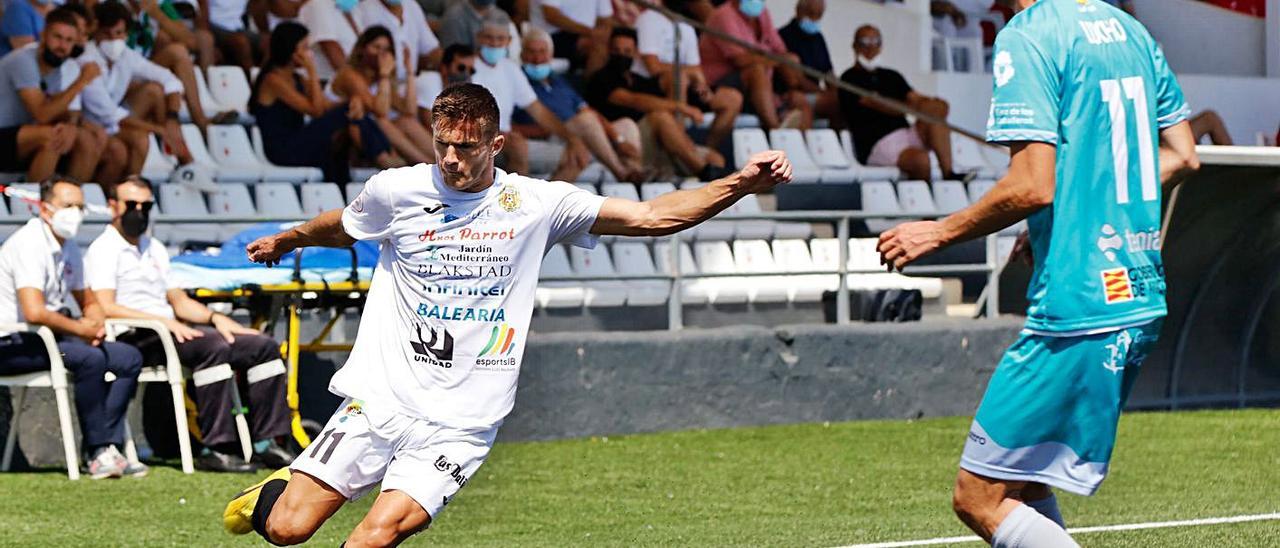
{"left": 353, "top": 0, "right": 442, "bottom": 79}
{"left": 533, "top": 0, "right": 612, "bottom": 73}
{"left": 0, "top": 176, "right": 145, "bottom": 479}
{"left": 838, "top": 24, "right": 962, "bottom": 182}
{"left": 332, "top": 26, "right": 435, "bottom": 164}
{"left": 298, "top": 0, "right": 361, "bottom": 80}
{"left": 699, "top": 0, "right": 811, "bottom": 130}
{"left": 118, "top": 0, "right": 237, "bottom": 130}
{"left": 0, "top": 7, "right": 105, "bottom": 183}
{"left": 777, "top": 0, "right": 839, "bottom": 124}
{"left": 612, "top": 0, "right": 640, "bottom": 27}
{"left": 86, "top": 176, "right": 297, "bottom": 473}
{"left": 79, "top": 0, "right": 194, "bottom": 185}
{"left": 196, "top": 0, "right": 257, "bottom": 74}
{"left": 471, "top": 12, "right": 591, "bottom": 180}
{"left": 0, "top": 0, "right": 52, "bottom": 57}
{"left": 587, "top": 27, "right": 728, "bottom": 181}
{"left": 1191, "top": 110, "right": 1232, "bottom": 145}
{"left": 931, "top": 1, "right": 988, "bottom": 39}
{"left": 415, "top": 42, "right": 477, "bottom": 130}
{"left": 438, "top": 0, "right": 508, "bottom": 50}
{"left": 515, "top": 28, "right": 644, "bottom": 182}
{"left": 635, "top": 1, "right": 742, "bottom": 152}
{"left": 250, "top": 22, "right": 395, "bottom": 184}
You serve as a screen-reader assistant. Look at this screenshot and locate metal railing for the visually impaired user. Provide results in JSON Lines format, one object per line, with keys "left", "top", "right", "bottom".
{"left": 13, "top": 210, "right": 1006, "bottom": 329}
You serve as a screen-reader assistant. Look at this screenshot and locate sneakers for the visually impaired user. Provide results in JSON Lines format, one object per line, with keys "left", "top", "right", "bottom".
{"left": 224, "top": 467, "right": 292, "bottom": 535}
{"left": 123, "top": 457, "right": 150, "bottom": 478}
{"left": 251, "top": 441, "right": 298, "bottom": 470}
{"left": 197, "top": 450, "right": 258, "bottom": 473}
{"left": 86, "top": 446, "right": 125, "bottom": 480}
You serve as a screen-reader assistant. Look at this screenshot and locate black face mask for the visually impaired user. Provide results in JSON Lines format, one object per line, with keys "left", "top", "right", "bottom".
{"left": 70, "top": 44, "right": 84, "bottom": 59}
{"left": 446, "top": 72, "right": 470, "bottom": 84}
{"left": 120, "top": 208, "right": 150, "bottom": 238}
{"left": 41, "top": 47, "right": 66, "bottom": 68}
{"left": 606, "top": 54, "right": 632, "bottom": 73}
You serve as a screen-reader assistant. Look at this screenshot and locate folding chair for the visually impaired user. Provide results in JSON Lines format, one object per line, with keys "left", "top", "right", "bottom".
{"left": 104, "top": 319, "right": 196, "bottom": 474}
{"left": 0, "top": 324, "right": 80, "bottom": 480}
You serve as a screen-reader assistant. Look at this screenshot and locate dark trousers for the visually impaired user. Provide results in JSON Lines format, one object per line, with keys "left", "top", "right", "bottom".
{"left": 0, "top": 333, "right": 143, "bottom": 450}
{"left": 118, "top": 327, "right": 290, "bottom": 448}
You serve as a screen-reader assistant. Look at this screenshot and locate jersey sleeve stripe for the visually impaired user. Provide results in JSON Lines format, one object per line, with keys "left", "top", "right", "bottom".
{"left": 1157, "top": 104, "right": 1191, "bottom": 128}
{"left": 987, "top": 129, "right": 1060, "bottom": 144}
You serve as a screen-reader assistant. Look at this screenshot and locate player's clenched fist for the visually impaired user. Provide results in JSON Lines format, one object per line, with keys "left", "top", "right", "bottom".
{"left": 877, "top": 220, "right": 946, "bottom": 272}
{"left": 735, "top": 150, "right": 794, "bottom": 194}
{"left": 246, "top": 233, "right": 295, "bottom": 267}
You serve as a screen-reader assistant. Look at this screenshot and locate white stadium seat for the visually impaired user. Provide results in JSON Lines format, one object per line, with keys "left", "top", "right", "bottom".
{"left": 254, "top": 183, "right": 303, "bottom": 217}
{"left": 300, "top": 182, "right": 346, "bottom": 215}
{"left": 207, "top": 183, "right": 256, "bottom": 239}
{"left": 0, "top": 195, "right": 16, "bottom": 240}
{"left": 141, "top": 134, "right": 176, "bottom": 181}
{"left": 953, "top": 137, "right": 1005, "bottom": 178}
{"left": 81, "top": 183, "right": 109, "bottom": 220}
{"left": 933, "top": 180, "right": 970, "bottom": 214}
{"left": 730, "top": 194, "right": 776, "bottom": 241}
{"left": 692, "top": 241, "right": 749, "bottom": 305}
{"left": 349, "top": 168, "right": 380, "bottom": 184}
{"left": 569, "top": 245, "right": 628, "bottom": 307}
{"left": 731, "top": 128, "right": 771, "bottom": 171}
{"left": 967, "top": 180, "right": 1024, "bottom": 234}
{"left": 573, "top": 183, "right": 598, "bottom": 195}
{"left": 249, "top": 126, "right": 323, "bottom": 182}
{"left": 182, "top": 124, "right": 258, "bottom": 182}
{"left": 8, "top": 183, "right": 39, "bottom": 219}
{"left": 677, "top": 181, "right": 733, "bottom": 242}
{"left": 611, "top": 242, "right": 670, "bottom": 306}
{"left": 896, "top": 180, "right": 939, "bottom": 216}
{"left": 600, "top": 182, "right": 640, "bottom": 202}
{"left": 345, "top": 182, "right": 365, "bottom": 203}
{"left": 205, "top": 125, "right": 265, "bottom": 182}
{"left": 804, "top": 128, "right": 858, "bottom": 184}
{"left": 730, "top": 240, "right": 790, "bottom": 304}
{"left": 179, "top": 68, "right": 230, "bottom": 123}
{"left": 809, "top": 239, "right": 944, "bottom": 299}
{"left": 536, "top": 245, "right": 584, "bottom": 309}
{"left": 157, "top": 184, "right": 219, "bottom": 244}
{"left": 205, "top": 66, "right": 252, "bottom": 115}
{"left": 860, "top": 181, "right": 902, "bottom": 234}
{"left": 639, "top": 182, "right": 674, "bottom": 201}
{"left": 653, "top": 241, "right": 709, "bottom": 305}
{"left": 575, "top": 162, "right": 608, "bottom": 184}
{"left": 767, "top": 129, "right": 822, "bottom": 184}
{"left": 770, "top": 239, "right": 833, "bottom": 301}
{"left": 840, "top": 129, "right": 901, "bottom": 181}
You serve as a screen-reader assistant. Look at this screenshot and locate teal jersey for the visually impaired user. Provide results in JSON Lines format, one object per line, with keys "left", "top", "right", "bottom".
{"left": 987, "top": 0, "right": 1189, "bottom": 334}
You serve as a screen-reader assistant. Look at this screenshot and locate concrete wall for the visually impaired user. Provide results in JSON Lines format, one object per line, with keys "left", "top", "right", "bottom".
{"left": 1135, "top": 0, "right": 1267, "bottom": 77}
{"left": 767, "top": 0, "right": 932, "bottom": 75}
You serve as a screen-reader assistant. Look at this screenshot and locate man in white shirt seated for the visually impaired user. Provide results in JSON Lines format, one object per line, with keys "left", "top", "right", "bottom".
{"left": 0, "top": 176, "right": 144, "bottom": 479}
{"left": 534, "top": 0, "right": 612, "bottom": 72}
{"left": 84, "top": 176, "right": 297, "bottom": 473}
{"left": 78, "top": 1, "right": 194, "bottom": 185}
{"left": 352, "top": 0, "right": 442, "bottom": 79}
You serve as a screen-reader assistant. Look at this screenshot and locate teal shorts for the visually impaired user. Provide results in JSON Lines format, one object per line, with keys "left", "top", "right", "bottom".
{"left": 959, "top": 320, "right": 1163, "bottom": 496}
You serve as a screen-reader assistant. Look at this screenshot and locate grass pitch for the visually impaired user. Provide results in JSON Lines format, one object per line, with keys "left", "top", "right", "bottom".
{"left": 2, "top": 409, "right": 1278, "bottom": 546}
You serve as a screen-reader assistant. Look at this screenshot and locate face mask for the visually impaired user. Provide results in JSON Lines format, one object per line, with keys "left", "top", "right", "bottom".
{"left": 336, "top": 0, "right": 358, "bottom": 13}
{"left": 479, "top": 45, "right": 506, "bottom": 65}
{"left": 70, "top": 43, "right": 85, "bottom": 58}
{"left": 606, "top": 54, "right": 632, "bottom": 73}
{"left": 120, "top": 208, "right": 150, "bottom": 238}
{"left": 522, "top": 62, "right": 551, "bottom": 81}
{"left": 41, "top": 47, "right": 66, "bottom": 68}
{"left": 738, "top": 0, "right": 765, "bottom": 18}
{"left": 384, "top": 0, "right": 401, "bottom": 6}
{"left": 472, "top": 0, "right": 495, "bottom": 6}
{"left": 98, "top": 38, "right": 127, "bottom": 61}
{"left": 857, "top": 53, "right": 878, "bottom": 71}
{"left": 798, "top": 17, "right": 821, "bottom": 35}
{"left": 446, "top": 71, "right": 470, "bottom": 84}
{"left": 49, "top": 205, "right": 83, "bottom": 239}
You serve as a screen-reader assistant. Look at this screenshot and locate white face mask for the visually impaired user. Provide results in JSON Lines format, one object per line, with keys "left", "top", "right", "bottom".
{"left": 49, "top": 205, "right": 84, "bottom": 239}
{"left": 857, "top": 53, "right": 879, "bottom": 71}
{"left": 99, "top": 39, "right": 127, "bottom": 62}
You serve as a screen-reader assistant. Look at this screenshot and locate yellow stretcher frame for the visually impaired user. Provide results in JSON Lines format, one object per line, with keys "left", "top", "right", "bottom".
{"left": 191, "top": 251, "right": 369, "bottom": 450}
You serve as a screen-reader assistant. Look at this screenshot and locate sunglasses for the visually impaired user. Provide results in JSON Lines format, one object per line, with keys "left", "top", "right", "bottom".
{"left": 857, "top": 38, "right": 882, "bottom": 47}
{"left": 124, "top": 200, "right": 155, "bottom": 212}
{"left": 452, "top": 64, "right": 476, "bottom": 75}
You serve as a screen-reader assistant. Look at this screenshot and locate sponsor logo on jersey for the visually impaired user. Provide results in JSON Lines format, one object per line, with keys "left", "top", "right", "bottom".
{"left": 1101, "top": 267, "right": 1134, "bottom": 304}
{"left": 1098, "top": 225, "right": 1160, "bottom": 262}
{"left": 409, "top": 323, "right": 454, "bottom": 367}
{"left": 1097, "top": 225, "right": 1124, "bottom": 261}
{"left": 417, "top": 303, "right": 507, "bottom": 322}
{"left": 993, "top": 51, "right": 1015, "bottom": 87}
{"left": 499, "top": 186, "right": 521, "bottom": 212}
{"left": 419, "top": 226, "right": 518, "bottom": 242}
{"left": 428, "top": 244, "right": 511, "bottom": 265}
{"left": 423, "top": 282, "right": 508, "bottom": 298}
{"left": 423, "top": 201, "right": 450, "bottom": 214}
{"left": 338, "top": 400, "right": 363, "bottom": 423}
{"left": 434, "top": 455, "right": 469, "bottom": 487}
{"left": 416, "top": 263, "right": 514, "bottom": 279}
{"left": 991, "top": 102, "right": 1037, "bottom": 127}
{"left": 1102, "top": 329, "right": 1134, "bottom": 374}
{"left": 967, "top": 431, "right": 987, "bottom": 446}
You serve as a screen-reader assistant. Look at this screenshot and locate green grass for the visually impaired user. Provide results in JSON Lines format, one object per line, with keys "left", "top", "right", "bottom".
{"left": 3, "top": 409, "right": 1279, "bottom": 547}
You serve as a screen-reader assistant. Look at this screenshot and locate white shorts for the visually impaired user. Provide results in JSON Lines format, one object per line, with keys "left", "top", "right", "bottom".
{"left": 290, "top": 398, "right": 499, "bottom": 518}
{"left": 867, "top": 127, "right": 926, "bottom": 167}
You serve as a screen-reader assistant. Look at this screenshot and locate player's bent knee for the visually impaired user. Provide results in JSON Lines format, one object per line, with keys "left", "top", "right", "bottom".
{"left": 264, "top": 512, "right": 320, "bottom": 546}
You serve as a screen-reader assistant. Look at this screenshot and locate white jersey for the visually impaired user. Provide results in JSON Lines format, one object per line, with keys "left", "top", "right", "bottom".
{"left": 332, "top": 164, "right": 606, "bottom": 429}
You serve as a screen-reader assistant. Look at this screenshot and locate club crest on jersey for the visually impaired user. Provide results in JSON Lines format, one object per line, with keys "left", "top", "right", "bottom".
{"left": 1101, "top": 268, "right": 1134, "bottom": 304}
{"left": 993, "top": 51, "right": 1014, "bottom": 87}
{"left": 499, "top": 186, "right": 521, "bottom": 212}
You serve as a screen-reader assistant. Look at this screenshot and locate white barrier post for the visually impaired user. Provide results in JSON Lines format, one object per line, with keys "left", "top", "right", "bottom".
{"left": 667, "top": 233, "right": 683, "bottom": 330}
{"left": 837, "top": 217, "right": 851, "bottom": 325}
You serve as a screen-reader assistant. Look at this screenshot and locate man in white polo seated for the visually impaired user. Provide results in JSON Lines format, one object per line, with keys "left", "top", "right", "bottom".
{"left": 84, "top": 176, "right": 297, "bottom": 473}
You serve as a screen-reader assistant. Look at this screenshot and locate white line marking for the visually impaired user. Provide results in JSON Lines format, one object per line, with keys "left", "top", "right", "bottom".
{"left": 837, "top": 512, "right": 1280, "bottom": 548}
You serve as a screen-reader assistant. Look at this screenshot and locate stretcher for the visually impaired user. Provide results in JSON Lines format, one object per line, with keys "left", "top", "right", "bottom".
{"left": 187, "top": 248, "right": 370, "bottom": 449}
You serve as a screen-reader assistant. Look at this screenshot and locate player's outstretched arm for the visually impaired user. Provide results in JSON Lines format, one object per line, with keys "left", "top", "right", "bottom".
{"left": 879, "top": 141, "right": 1055, "bottom": 271}
{"left": 246, "top": 209, "right": 358, "bottom": 267}
{"left": 1158, "top": 120, "right": 1200, "bottom": 190}
{"left": 589, "top": 150, "right": 794, "bottom": 237}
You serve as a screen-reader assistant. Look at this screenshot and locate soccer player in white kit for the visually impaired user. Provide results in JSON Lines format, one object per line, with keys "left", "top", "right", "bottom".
{"left": 223, "top": 83, "right": 794, "bottom": 546}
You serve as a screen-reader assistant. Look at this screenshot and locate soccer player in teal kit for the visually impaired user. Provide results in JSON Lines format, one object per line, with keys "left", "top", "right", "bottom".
{"left": 878, "top": 0, "right": 1200, "bottom": 545}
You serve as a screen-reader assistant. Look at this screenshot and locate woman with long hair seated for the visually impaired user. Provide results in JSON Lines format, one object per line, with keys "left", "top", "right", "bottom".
{"left": 330, "top": 26, "right": 435, "bottom": 165}
{"left": 250, "top": 22, "right": 398, "bottom": 184}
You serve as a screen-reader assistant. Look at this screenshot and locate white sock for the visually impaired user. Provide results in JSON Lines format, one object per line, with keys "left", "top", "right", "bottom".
{"left": 991, "top": 504, "right": 1079, "bottom": 548}
{"left": 1024, "top": 494, "right": 1065, "bottom": 528}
